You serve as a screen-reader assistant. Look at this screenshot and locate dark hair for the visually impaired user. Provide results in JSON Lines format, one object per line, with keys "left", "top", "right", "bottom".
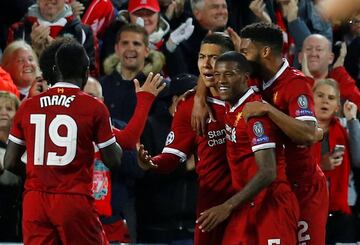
{"left": 116, "top": 23, "right": 149, "bottom": 46}
{"left": 240, "top": 22, "right": 283, "bottom": 55}
{"left": 39, "top": 37, "right": 75, "bottom": 85}
{"left": 55, "top": 41, "right": 89, "bottom": 81}
{"left": 216, "top": 51, "right": 253, "bottom": 74}
{"left": 201, "top": 32, "right": 235, "bottom": 53}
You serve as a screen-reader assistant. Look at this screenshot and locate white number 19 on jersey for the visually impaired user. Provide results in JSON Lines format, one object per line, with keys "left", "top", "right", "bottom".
{"left": 31, "top": 114, "right": 77, "bottom": 166}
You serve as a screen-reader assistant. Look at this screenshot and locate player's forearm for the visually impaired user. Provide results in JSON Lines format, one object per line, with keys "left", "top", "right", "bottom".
{"left": 266, "top": 103, "right": 317, "bottom": 145}
{"left": 224, "top": 149, "right": 277, "bottom": 211}
{"left": 151, "top": 153, "right": 182, "bottom": 174}
{"left": 224, "top": 167, "right": 276, "bottom": 212}
{"left": 115, "top": 92, "right": 155, "bottom": 149}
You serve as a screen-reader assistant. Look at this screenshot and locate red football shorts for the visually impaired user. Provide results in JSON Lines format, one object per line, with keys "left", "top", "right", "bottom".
{"left": 222, "top": 183, "right": 299, "bottom": 245}
{"left": 292, "top": 168, "right": 329, "bottom": 245}
{"left": 22, "top": 191, "right": 108, "bottom": 245}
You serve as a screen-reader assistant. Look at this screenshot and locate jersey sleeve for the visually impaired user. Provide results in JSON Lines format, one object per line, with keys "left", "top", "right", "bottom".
{"left": 161, "top": 99, "right": 196, "bottom": 163}
{"left": 93, "top": 101, "right": 116, "bottom": 149}
{"left": 8, "top": 101, "right": 26, "bottom": 145}
{"left": 286, "top": 78, "right": 317, "bottom": 122}
{"left": 247, "top": 116, "right": 280, "bottom": 152}
{"left": 114, "top": 91, "right": 155, "bottom": 150}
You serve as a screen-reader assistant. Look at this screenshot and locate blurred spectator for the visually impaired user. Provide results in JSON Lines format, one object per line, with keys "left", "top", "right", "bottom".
{"left": 165, "top": 0, "right": 228, "bottom": 77}
{"left": 7, "top": 0, "right": 97, "bottom": 75}
{"left": 343, "top": 13, "right": 360, "bottom": 86}
{"left": 299, "top": 33, "right": 360, "bottom": 110}
{"left": 226, "top": 0, "right": 257, "bottom": 33}
{"left": 67, "top": 0, "right": 116, "bottom": 39}
{"left": 250, "top": 0, "right": 332, "bottom": 66}
{"left": 84, "top": 74, "right": 165, "bottom": 243}
{"left": 1, "top": 40, "right": 40, "bottom": 100}
{"left": 312, "top": 78, "right": 360, "bottom": 243}
{"left": 101, "top": 0, "right": 171, "bottom": 59}
{"left": 136, "top": 73, "right": 198, "bottom": 244}
{"left": 101, "top": 23, "right": 167, "bottom": 122}
{"left": 0, "top": 0, "right": 34, "bottom": 51}
{"left": 0, "top": 67, "right": 20, "bottom": 98}
{"left": 0, "top": 91, "right": 22, "bottom": 242}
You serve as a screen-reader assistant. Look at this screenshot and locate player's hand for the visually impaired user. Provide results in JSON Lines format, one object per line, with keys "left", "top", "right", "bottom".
{"left": 137, "top": 144, "right": 158, "bottom": 171}
{"left": 191, "top": 93, "right": 215, "bottom": 136}
{"left": 242, "top": 101, "right": 269, "bottom": 121}
{"left": 196, "top": 203, "right": 232, "bottom": 232}
{"left": 343, "top": 100, "right": 357, "bottom": 121}
{"left": 227, "top": 27, "right": 243, "bottom": 53}
{"left": 320, "top": 151, "right": 344, "bottom": 171}
{"left": 28, "top": 77, "right": 48, "bottom": 98}
{"left": 134, "top": 72, "right": 166, "bottom": 96}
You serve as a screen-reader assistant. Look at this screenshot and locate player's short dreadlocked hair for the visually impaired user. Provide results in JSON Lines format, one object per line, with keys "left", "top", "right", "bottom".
{"left": 216, "top": 51, "right": 252, "bottom": 74}
{"left": 240, "top": 22, "right": 283, "bottom": 55}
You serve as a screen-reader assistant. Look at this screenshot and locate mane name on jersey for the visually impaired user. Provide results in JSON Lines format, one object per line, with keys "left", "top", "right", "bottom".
{"left": 40, "top": 95, "right": 75, "bottom": 108}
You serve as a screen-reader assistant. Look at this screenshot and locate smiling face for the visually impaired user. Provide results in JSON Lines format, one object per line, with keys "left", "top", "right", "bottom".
{"left": 6, "top": 48, "right": 38, "bottom": 89}
{"left": 197, "top": 43, "right": 224, "bottom": 89}
{"left": 194, "top": 0, "right": 228, "bottom": 31}
{"left": 115, "top": 31, "right": 149, "bottom": 72}
{"left": 215, "top": 60, "right": 248, "bottom": 105}
{"left": 0, "top": 97, "right": 17, "bottom": 130}
{"left": 313, "top": 83, "right": 339, "bottom": 122}
{"left": 129, "top": 9, "right": 159, "bottom": 34}
{"left": 299, "top": 35, "right": 334, "bottom": 79}
{"left": 38, "top": 0, "right": 66, "bottom": 21}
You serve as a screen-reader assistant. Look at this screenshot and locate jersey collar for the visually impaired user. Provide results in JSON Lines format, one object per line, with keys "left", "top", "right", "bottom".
{"left": 52, "top": 82, "right": 80, "bottom": 89}
{"left": 263, "top": 58, "right": 289, "bottom": 91}
{"left": 229, "top": 88, "right": 255, "bottom": 112}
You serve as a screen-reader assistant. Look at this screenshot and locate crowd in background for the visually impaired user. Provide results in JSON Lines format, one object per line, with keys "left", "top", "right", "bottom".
{"left": 0, "top": 0, "right": 360, "bottom": 244}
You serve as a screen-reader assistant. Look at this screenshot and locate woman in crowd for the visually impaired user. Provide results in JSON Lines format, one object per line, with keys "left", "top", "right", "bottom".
{"left": 0, "top": 91, "right": 21, "bottom": 241}
{"left": 1, "top": 40, "right": 40, "bottom": 100}
{"left": 312, "top": 78, "right": 360, "bottom": 244}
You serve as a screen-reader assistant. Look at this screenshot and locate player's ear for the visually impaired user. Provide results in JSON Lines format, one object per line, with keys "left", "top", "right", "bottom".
{"left": 82, "top": 67, "right": 90, "bottom": 89}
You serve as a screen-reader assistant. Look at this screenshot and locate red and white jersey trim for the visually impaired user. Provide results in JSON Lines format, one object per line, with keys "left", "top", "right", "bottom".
{"left": 162, "top": 147, "right": 187, "bottom": 162}
{"left": 97, "top": 136, "right": 116, "bottom": 149}
{"left": 252, "top": 142, "right": 276, "bottom": 152}
{"left": 8, "top": 134, "right": 25, "bottom": 145}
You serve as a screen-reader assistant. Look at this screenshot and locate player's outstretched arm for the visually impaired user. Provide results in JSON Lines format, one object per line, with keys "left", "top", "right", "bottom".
{"left": 3, "top": 141, "right": 26, "bottom": 177}
{"left": 100, "top": 142, "right": 122, "bottom": 169}
{"left": 196, "top": 148, "right": 277, "bottom": 232}
{"left": 137, "top": 144, "right": 158, "bottom": 171}
{"left": 243, "top": 101, "right": 318, "bottom": 145}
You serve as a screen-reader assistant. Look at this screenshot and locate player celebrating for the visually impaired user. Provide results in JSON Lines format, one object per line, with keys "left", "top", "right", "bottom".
{"left": 137, "top": 33, "right": 235, "bottom": 245}
{"left": 2, "top": 41, "right": 122, "bottom": 245}
{"left": 239, "top": 23, "right": 328, "bottom": 244}
{"left": 196, "top": 51, "right": 299, "bottom": 244}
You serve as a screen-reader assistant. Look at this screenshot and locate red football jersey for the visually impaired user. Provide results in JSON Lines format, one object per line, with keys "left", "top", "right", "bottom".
{"left": 9, "top": 82, "right": 115, "bottom": 196}
{"left": 161, "top": 95, "right": 233, "bottom": 196}
{"left": 224, "top": 88, "right": 287, "bottom": 200}
{"left": 260, "top": 60, "right": 319, "bottom": 184}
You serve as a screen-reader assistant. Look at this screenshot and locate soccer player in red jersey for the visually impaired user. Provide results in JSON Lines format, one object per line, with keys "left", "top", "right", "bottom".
{"left": 137, "top": 33, "right": 235, "bottom": 245}
{"left": 2, "top": 41, "right": 122, "bottom": 245}
{"left": 238, "top": 22, "right": 328, "bottom": 245}
{"left": 196, "top": 51, "right": 299, "bottom": 245}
